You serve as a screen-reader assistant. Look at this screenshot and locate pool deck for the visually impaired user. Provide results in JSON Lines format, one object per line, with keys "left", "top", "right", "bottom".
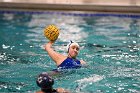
{"left": 0, "top": 0, "right": 140, "bottom": 13}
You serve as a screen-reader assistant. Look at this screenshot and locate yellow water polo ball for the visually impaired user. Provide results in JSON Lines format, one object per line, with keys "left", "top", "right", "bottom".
{"left": 44, "top": 25, "right": 60, "bottom": 41}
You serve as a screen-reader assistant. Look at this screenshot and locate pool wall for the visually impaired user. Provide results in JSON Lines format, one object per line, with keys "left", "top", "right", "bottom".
{"left": 0, "top": 0, "right": 140, "bottom": 13}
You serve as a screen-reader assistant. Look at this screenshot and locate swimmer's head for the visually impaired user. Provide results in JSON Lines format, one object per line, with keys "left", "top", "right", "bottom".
{"left": 66, "top": 40, "right": 80, "bottom": 53}
{"left": 36, "top": 72, "right": 54, "bottom": 89}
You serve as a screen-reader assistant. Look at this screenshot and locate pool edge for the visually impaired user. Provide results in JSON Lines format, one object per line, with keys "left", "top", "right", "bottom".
{"left": 0, "top": 2, "right": 140, "bottom": 13}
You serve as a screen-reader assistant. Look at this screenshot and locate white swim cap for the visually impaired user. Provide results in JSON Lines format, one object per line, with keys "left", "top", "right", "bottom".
{"left": 66, "top": 40, "right": 80, "bottom": 52}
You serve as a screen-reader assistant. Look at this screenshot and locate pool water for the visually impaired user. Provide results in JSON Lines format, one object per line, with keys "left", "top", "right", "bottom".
{"left": 0, "top": 10, "right": 140, "bottom": 93}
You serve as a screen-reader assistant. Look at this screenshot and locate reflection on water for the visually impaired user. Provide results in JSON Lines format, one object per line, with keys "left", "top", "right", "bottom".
{"left": 0, "top": 11, "right": 140, "bottom": 92}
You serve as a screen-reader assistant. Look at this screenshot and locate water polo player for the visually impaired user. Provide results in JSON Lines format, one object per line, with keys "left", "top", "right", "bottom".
{"left": 44, "top": 40, "right": 86, "bottom": 70}
{"left": 36, "top": 72, "right": 69, "bottom": 93}
{"left": 44, "top": 25, "right": 86, "bottom": 70}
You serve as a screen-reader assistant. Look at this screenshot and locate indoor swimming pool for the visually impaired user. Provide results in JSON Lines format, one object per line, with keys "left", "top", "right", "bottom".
{"left": 0, "top": 10, "right": 140, "bottom": 92}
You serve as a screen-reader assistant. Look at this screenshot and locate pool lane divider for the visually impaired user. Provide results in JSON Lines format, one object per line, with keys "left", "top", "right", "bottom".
{"left": 0, "top": 10, "right": 140, "bottom": 18}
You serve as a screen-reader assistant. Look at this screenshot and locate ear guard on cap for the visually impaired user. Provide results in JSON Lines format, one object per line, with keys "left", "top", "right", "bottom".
{"left": 66, "top": 40, "right": 80, "bottom": 53}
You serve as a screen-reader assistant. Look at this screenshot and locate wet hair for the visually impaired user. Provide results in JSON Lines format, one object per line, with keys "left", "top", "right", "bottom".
{"left": 36, "top": 72, "right": 54, "bottom": 89}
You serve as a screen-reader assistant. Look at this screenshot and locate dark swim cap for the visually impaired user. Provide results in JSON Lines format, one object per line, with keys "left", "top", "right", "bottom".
{"left": 36, "top": 72, "right": 54, "bottom": 89}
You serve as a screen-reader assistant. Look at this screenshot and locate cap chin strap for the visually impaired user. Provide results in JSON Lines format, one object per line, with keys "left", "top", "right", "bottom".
{"left": 67, "top": 40, "right": 73, "bottom": 53}
{"left": 41, "top": 88, "right": 53, "bottom": 92}
{"left": 68, "top": 53, "right": 76, "bottom": 59}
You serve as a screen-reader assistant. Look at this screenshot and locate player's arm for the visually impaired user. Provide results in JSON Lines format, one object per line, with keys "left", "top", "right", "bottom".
{"left": 44, "top": 41, "right": 65, "bottom": 66}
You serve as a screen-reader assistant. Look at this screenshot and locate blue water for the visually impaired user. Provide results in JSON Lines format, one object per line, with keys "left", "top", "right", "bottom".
{"left": 0, "top": 10, "right": 140, "bottom": 93}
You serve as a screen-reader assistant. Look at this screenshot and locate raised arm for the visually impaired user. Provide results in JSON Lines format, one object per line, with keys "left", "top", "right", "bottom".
{"left": 44, "top": 41, "right": 66, "bottom": 66}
